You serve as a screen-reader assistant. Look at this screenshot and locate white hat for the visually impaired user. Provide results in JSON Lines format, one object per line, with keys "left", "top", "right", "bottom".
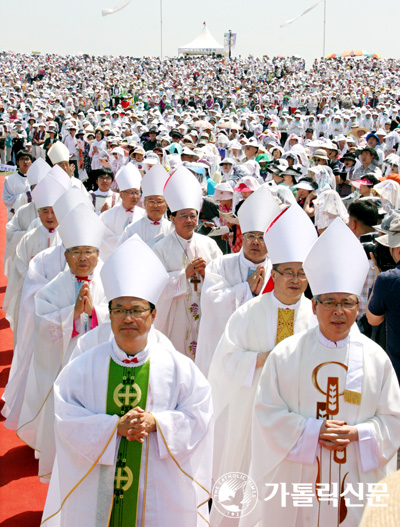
{"left": 100, "top": 235, "right": 169, "bottom": 305}
{"left": 163, "top": 166, "right": 203, "bottom": 213}
{"left": 141, "top": 163, "right": 169, "bottom": 197}
{"left": 46, "top": 164, "right": 73, "bottom": 187}
{"left": 31, "top": 171, "right": 71, "bottom": 210}
{"left": 264, "top": 204, "right": 318, "bottom": 264}
{"left": 303, "top": 218, "right": 369, "bottom": 297}
{"left": 214, "top": 181, "right": 234, "bottom": 201}
{"left": 53, "top": 187, "right": 94, "bottom": 223}
{"left": 48, "top": 141, "right": 70, "bottom": 164}
{"left": 115, "top": 163, "right": 141, "bottom": 191}
{"left": 27, "top": 158, "right": 51, "bottom": 186}
{"left": 238, "top": 185, "right": 281, "bottom": 234}
{"left": 58, "top": 202, "right": 105, "bottom": 249}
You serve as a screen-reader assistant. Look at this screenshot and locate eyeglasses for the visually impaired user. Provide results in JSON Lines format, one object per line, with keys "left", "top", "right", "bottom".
{"left": 315, "top": 298, "right": 359, "bottom": 310}
{"left": 121, "top": 189, "right": 141, "bottom": 196}
{"left": 146, "top": 199, "right": 165, "bottom": 206}
{"left": 244, "top": 233, "right": 265, "bottom": 243}
{"left": 109, "top": 307, "right": 151, "bottom": 319}
{"left": 274, "top": 269, "right": 307, "bottom": 280}
{"left": 67, "top": 249, "right": 98, "bottom": 258}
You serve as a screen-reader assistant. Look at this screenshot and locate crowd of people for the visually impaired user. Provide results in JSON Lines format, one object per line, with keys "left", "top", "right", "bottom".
{"left": 2, "top": 50, "right": 400, "bottom": 526}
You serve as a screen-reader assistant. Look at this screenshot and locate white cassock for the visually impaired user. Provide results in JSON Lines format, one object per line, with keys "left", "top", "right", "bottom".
{"left": 240, "top": 326, "right": 400, "bottom": 527}
{"left": 3, "top": 224, "right": 61, "bottom": 334}
{"left": 41, "top": 339, "right": 213, "bottom": 527}
{"left": 119, "top": 215, "right": 172, "bottom": 248}
{"left": 208, "top": 292, "right": 313, "bottom": 501}
{"left": 196, "top": 250, "right": 272, "bottom": 377}
{"left": 2, "top": 171, "right": 29, "bottom": 218}
{"left": 17, "top": 266, "right": 108, "bottom": 480}
{"left": 4, "top": 200, "right": 38, "bottom": 276}
{"left": 153, "top": 232, "right": 222, "bottom": 360}
{"left": 2, "top": 244, "right": 67, "bottom": 429}
{"left": 100, "top": 203, "right": 146, "bottom": 260}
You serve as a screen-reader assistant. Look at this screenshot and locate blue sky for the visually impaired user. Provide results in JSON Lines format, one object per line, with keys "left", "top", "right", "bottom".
{"left": 2, "top": 0, "right": 398, "bottom": 67}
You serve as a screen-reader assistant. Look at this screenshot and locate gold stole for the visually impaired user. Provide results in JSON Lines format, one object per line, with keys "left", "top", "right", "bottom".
{"left": 275, "top": 308, "right": 295, "bottom": 345}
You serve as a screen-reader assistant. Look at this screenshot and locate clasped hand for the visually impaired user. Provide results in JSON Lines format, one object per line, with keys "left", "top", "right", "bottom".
{"left": 74, "top": 282, "right": 94, "bottom": 319}
{"left": 319, "top": 420, "right": 359, "bottom": 451}
{"left": 117, "top": 407, "right": 156, "bottom": 442}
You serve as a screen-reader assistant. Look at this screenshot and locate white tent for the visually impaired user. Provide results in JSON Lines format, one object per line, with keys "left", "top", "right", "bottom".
{"left": 178, "top": 24, "right": 225, "bottom": 56}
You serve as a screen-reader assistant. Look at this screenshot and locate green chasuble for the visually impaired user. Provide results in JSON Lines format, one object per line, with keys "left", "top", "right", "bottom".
{"left": 106, "top": 358, "right": 150, "bottom": 527}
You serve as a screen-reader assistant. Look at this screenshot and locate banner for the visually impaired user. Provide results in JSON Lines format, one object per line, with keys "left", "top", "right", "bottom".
{"left": 224, "top": 33, "right": 237, "bottom": 51}
{"left": 102, "top": 0, "right": 133, "bottom": 17}
{"left": 0, "top": 163, "right": 17, "bottom": 172}
{"left": 280, "top": 0, "right": 324, "bottom": 28}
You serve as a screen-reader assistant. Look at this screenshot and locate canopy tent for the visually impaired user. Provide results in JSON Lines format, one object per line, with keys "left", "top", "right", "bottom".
{"left": 178, "top": 23, "right": 225, "bottom": 56}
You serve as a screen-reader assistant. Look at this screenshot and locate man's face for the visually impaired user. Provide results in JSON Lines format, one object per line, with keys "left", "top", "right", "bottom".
{"left": 17, "top": 155, "right": 32, "bottom": 174}
{"left": 149, "top": 132, "right": 157, "bottom": 141}
{"left": 38, "top": 206, "right": 58, "bottom": 230}
{"left": 65, "top": 246, "right": 99, "bottom": 277}
{"left": 97, "top": 174, "right": 112, "bottom": 192}
{"left": 312, "top": 293, "right": 359, "bottom": 342}
{"left": 271, "top": 262, "right": 308, "bottom": 305}
{"left": 245, "top": 145, "right": 258, "bottom": 158}
{"left": 110, "top": 296, "right": 156, "bottom": 354}
{"left": 144, "top": 195, "right": 167, "bottom": 222}
{"left": 367, "top": 137, "right": 378, "bottom": 148}
{"left": 120, "top": 188, "right": 141, "bottom": 209}
{"left": 360, "top": 151, "right": 373, "bottom": 166}
{"left": 171, "top": 208, "right": 198, "bottom": 240}
{"left": 57, "top": 161, "right": 71, "bottom": 174}
{"left": 242, "top": 231, "right": 267, "bottom": 264}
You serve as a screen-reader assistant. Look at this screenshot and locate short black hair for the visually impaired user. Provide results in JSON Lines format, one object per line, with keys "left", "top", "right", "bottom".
{"left": 94, "top": 167, "right": 114, "bottom": 181}
{"left": 108, "top": 300, "right": 155, "bottom": 312}
{"left": 16, "top": 150, "right": 34, "bottom": 162}
{"left": 348, "top": 199, "right": 379, "bottom": 228}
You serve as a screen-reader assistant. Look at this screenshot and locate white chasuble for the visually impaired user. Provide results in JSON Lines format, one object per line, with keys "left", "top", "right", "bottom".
{"left": 153, "top": 232, "right": 222, "bottom": 360}
{"left": 208, "top": 292, "right": 313, "bottom": 499}
{"left": 240, "top": 326, "right": 400, "bottom": 527}
{"left": 41, "top": 340, "right": 213, "bottom": 527}
{"left": 196, "top": 250, "right": 271, "bottom": 377}
{"left": 17, "top": 267, "right": 108, "bottom": 481}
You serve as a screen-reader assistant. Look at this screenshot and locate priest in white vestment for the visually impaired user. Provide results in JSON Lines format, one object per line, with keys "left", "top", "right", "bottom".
{"left": 2, "top": 149, "right": 32, "bottom": 219}
{"left": 100, "top": 163, "right": 145, "bottom": 260}
{"left": 40, "top": 236, "right": 213, "bottom": 527}
{"left": 4, "top": 158, "right": 50, "bottom": 277}
{"left": 17, "top": 204, "right": 108, "bottom": 481}
{"left": 153, "top": 166, "right": 222, "bottom": 360}
{"left": 119, "top": 163, "right": 172, "bottom": 248}
{"left": 2, "top": 189, "right": 94, "bottom": 429}
{"left": 209, "top": 205, "right": 318, "bottom": 527}
{"left": 241, "top": 219, "right": 400, "bottom": 527}
{"left": 3, "top": 169, "right": 71, "bottom": 335}
{"left": 196, "top": 185, "right": 282, "bottom": 376}
{"left": 47, "top": 140, "right": 89, "bottom": 195}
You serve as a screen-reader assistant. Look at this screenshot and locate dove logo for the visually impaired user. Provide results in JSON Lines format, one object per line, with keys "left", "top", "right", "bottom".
{"left": 212, "top": 472, "right": 258, "bottom": 518}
